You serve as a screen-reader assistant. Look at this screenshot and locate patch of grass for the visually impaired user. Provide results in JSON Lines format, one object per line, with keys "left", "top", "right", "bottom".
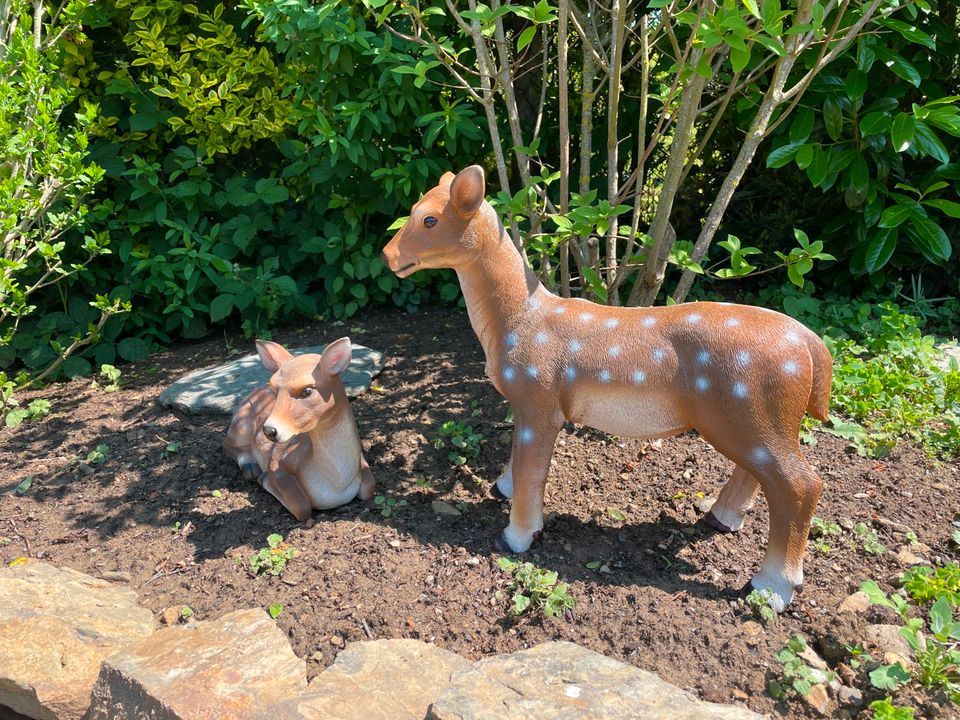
{"left": 434, "top": 420, "right": 484, "bottom": 466}
{"left": 854, "top": 522, "right": 886, "bottom": 556}
{"left": 249, "top": 534, "right": 298, "bottom": 576}
{"left": 769, "top": 633, "right": 836, "bottom": 700}
{"left": 900, "top": 563, "right": 960, "bottom": 606}
{"left": 497, "top": 557, "right": 575, "bottom": 619}
{"left": 373, "top": 494, "right": 408, "bottom": 517}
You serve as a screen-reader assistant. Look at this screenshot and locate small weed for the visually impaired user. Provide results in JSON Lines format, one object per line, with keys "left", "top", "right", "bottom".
{"left": 854, "top": 522, "right": 886, "bottom": 556}
{"left": 414, "top": 476, "right": 431, "bottom": 488}
{"left": 93, "top": 364, "right": 121, "bottom": 392}
{"left": 606, "top": 507, "right": 626, "bottom": 522}
{"left": 268, "top": 603, "right": 283, "bottom": 619}
{"left": 179, "top": 606, "right": 194, "bottom": 620}
{"left": 434, "top": 420, "right": 484, "bottom": 466}
{"left": 12, "top": 477, "right": 33, "bottom": 496}
{"left": 161, "top": 442, "right": 181, "bottom": 459}
{"left": 905, "top": 530, "right": 919, "bottom": 546}
{"left": 769, "top": 634, "right": 836, "bottom": 700}
{"left": 470, "top": 400, "right": 481, "bottom": 417}
{"left": 374, "top": 495, "right": 408, "bottom": 518}
{"left": 5, "top": 399, "right": 51, "bottom": 428}
{"left": 586, "top": 560, "right": 601, "bottom": 571}
{"left": 810, "top": 516, "right": 842, "bottom": 553}
{"left": 846, "top": 643, "right": 873, "bottom": 671}
{"left": 869, "top": 697, "right": 915, "bottom": 719}
{"left": 86, "top": 443, "right": 108, "bottom": 466}
{"left": 171, "top": 521, "right": 182, "bottom": 533}
{"left": 249, "top": 534, "right": 298, "bottom": 576}
{"left": 869, "top": 662, "right": 910, "bottom": 691}
{"left": 211, "top": 489, "right": 223, "bottom": 498}
{"left": 952, "top": 530, "right": 960, "bottom": 550}
{"left": 497, "top": 557, "right": 575, "bottom": 619}
{"left": 900, "top": 563, "right": 960, "bottom": 606}
{"left": 742, "top": 588, "right": 777, "bottom": 625}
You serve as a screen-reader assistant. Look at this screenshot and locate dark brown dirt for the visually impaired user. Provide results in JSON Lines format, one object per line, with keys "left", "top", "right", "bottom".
{"left": 2, "top": 306, "right": 958, "bottom": 719}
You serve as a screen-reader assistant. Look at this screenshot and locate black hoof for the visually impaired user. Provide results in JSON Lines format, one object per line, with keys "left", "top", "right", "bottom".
{"left": 240, "top": 462, "right": 262, "bottom": 481}
{"left": 490, "top": 483, "right": 508, "bottom": 501}
{"left": 531, "top": 529, "right": 543, "bottom": 547}
{"left": 701, "top": 510, "right": 735, "bottom": 533}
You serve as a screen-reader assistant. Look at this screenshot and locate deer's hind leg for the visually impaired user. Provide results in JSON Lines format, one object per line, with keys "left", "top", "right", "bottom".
{"left": 224, "top": 387, "right": 274, "bottom": 479}
{"left": 742, "top": 446, "right": 823, "bottom": 612}
{"left": 704, "top": 465, "right": 760, "bottom": 533}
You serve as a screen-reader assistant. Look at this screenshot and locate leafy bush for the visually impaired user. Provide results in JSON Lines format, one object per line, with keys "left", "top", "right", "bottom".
{"left": 497, "top": 557, "right": 575, "bottom": 619}
{"left": 248, "top": 533, "right": 298, "bottom": 576}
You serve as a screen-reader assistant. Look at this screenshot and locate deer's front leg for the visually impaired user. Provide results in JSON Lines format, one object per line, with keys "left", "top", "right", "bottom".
{"left": 494, "top": 413, "right": 562, "bottom": 553}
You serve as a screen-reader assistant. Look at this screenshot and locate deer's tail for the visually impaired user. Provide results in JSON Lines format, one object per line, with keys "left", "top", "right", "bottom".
{"left": 804, "top": 330, "right": 833, "bottom": 422}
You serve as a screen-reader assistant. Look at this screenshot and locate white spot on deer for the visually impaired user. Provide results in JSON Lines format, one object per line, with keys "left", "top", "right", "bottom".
{"left": 565, "top": 366, "right": 577, "bottom": 381}
{"left": 783, "top": 359, "right": 799, "bottom": 375}
{"left": 652, "top": 348, "right": 666, "bottom": 363}
{"left": 725, "top": 317, "right": 741, "bottom": 328}
{"left": 599, "top": 369, "right": 611, "bottom": 383}
{"left": 553, "top": 306, "right": 566, "bottom": 314}
{"left": 695, "top": 376, "right": 710, "bottom": 392}
{"left": 608, "top": 346, "right": 621, "bottom": 358}
{"left": 505, "top": 332, "right": 517, "bottom": 349}
{"left": 605, "top": 318, "right": 619, "bottom": 329}
{"left": 534, "top": 331, "right": 549, "bottom": 345}
{"left": 785, "top": 329, "right": 801, "bottom": 344}
{"left": 643, "top": 316, "right": 657, "bottom": 327}
{"left": 687, "top": 312, "right": 702, "bottom": 324}
{"left": 503, "top": 367, "right": 516, "bottom": 381}
{"left": 697, "top": 350, "right": 711, "bottom": 365}
{"left": 568, "top": 339, "right": 582, "bottom": 354}
{"left": 735, "top": 350, "right": 751, "bottom": 366}
{"left": 526, "top": 366, "right": 538, "bottom": 379}
{"left": 751, "top": 447, "right": 771, "bottom": 464}
{"left": 733, "top": 382, "right": 749, "bottom": 399}
{"left": 580, "top": 312, "right": 593, "bottom": 323}
{"left": 519, "top": 426, "right": 534, "bottom": 444}
{"left": 527, "top": 296, "right": 542, "bottom": 309}
{"left": 632, "top": 370, "right": 646, "bottom": 384}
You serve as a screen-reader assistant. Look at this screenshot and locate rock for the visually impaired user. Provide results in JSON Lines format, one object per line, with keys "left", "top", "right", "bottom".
{"left": 159, "top": 343, "right": 385, "bottom": 414}
{"left": 804, "top": 684, "right": 832, "bottom": 717}
{"left": 741, "top": 621, "right": 763, "bottom": 638}
{"left": 431, "top": 500, "right": 462, "bottom": 517}
{"left": 98, "top": 571, "right": 132, "bottom": 583}
{"left": 838, "top": 591, "right": 871, "bottom": 614}
{"left": 837, "top": 685, "right": 863, "bottom": 707}
{"left": 85, "top": 608, "right": 306, "bottom": 720}
{"left": 863, "top": 624, "right": 914, "bottom": 659}
{"left": 798, "top": 645, "right": 829, "bottom": 673}
{"left": 427, "top": 641, "right": 763, "bottom": 719}
{"left": 0, "top": 560, "right": 155, "bottom": 720}
{"left": 883, "top": 652, "right": 913, "bottom": 668}
{"left": 270, "top": 639, "right": 471, "bottom": 719}
{"left": 694, "top": 496, "right": 716, "bottom": 514}
{"left": 896, "top": 546, "right": 926, "bottom": 566}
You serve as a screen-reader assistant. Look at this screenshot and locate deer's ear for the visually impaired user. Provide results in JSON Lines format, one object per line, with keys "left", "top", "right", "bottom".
{"left": 439, "top": 171, "right": 456, "bottom": 186}
{"left": 449, "top": 165, "right": 485, "bottom": 218}
{"left": 256, "top": 340, "right": 293, "bottom": 373}
{"left": 316, "top": 337, "right": 352, "bottom": 377}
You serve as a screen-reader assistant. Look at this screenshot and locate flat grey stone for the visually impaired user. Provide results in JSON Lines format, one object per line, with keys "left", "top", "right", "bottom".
{"left": 159, "top": 343, "right": 384, "bottom": 414}
{"left": 428, "top": 641, "right": 763, "bottom": 720}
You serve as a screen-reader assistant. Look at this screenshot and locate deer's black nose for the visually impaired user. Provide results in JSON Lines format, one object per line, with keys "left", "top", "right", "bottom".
{"left": 262, "top": 425, "right": 278, "bottom": 442}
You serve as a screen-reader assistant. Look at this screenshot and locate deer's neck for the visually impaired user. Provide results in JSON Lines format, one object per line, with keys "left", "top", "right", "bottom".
{"left": 456, "top": 223, "right": 544, "bottom": 358}
{"left": 305, "top": 401, "right": 360, "bottom": 480}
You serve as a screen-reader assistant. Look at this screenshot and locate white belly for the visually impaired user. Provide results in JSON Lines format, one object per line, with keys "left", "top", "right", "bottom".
{"left": 565, "top": 385, "right": 688, "bottom": 439}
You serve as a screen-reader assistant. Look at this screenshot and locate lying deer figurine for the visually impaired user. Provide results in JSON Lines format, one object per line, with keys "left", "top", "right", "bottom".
{"left": 382, "top": 165, "right": 832, "bottom": 611}
{"left": 224, "top": 338, "right": 375, "bottom": 520}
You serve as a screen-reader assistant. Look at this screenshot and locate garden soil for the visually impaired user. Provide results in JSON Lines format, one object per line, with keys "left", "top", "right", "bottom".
{"left": 2, "top": 306, "right": 958, "bottom": 719}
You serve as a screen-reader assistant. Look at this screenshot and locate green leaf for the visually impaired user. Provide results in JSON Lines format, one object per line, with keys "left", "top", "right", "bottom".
{"left": 907, "top": 217, "right": 951, "bottom": 262}
{"left": 849, "top": 155, "right": 869, "bottom": 194}
{"left": 806, "top": 147, "right": 830, "bottom": 187}
{"left": 607, "top": 507, "right": 626, "bottom": 522}
{"left": 879, "top": 18, "right": 936, "bottom": 50}
{"left": 823, "top": 98, "right": 843, "bottom": 141}
{"left": 923, "top": 198, "right": 960, "bottom": 218}
{"left": 254, "top": 179, "right": 289, "bottom": 204}
{"left": 730, "top": 46, "right": 751, "bottom": 73}
{"left": 210, "top": 294, "right": 234, "bottom": 323}
{"left": 12, "top": 477, "right": 33, "bottom": 495}
{"left": 767, "top": 143, "right": 802, "bottom": 168}
{"left": 845, "top": 69, "right": 868, "bottom": 100}
{"left": 741, "top": 0, "right": 761, "bottom": 19}
{"left": 268, "top": 603, "right": 283, "bottom": 619}
{"left": 863, "top": 230, "right": 897, "bottom": 273}
{"left": 913, "top": 121, "right": 950, "bottom": 165}
{"left": 881, "top": 52, "right": 921, "bottom": 87}
{"left": 117, "top": 337, "right": 149, "bottom": 362}
{"left": 869, "top": 663, "right": 909, "bottom": 690}
{"left": 859, "top": 112, "right": 890, "bottom": 137}
{"left": 878, "top": 204, "right": 913, "bottom": 228}
{"left": 789, "top": 107, "right": 815, "bottom": 144}
{"left": 891, "top": 113, "right": 916, "bottom": 152}
{"left": 517, "top": 26, "right": 536, "bottom": 52}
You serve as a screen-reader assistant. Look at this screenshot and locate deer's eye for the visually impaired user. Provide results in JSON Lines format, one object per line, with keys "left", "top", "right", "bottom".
{"left": 299, "top": 387, "right": 315, "bottom": 399}
{"left": 423, "top": 216, "right": 438, "bottom": 228}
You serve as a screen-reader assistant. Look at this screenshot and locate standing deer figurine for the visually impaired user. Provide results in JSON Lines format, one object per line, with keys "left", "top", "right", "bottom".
{"left": 224, "top": 338, "right": 375, "bottom": 520}
{"left": 382, "top": 166, "right": 832, "bottom": 611}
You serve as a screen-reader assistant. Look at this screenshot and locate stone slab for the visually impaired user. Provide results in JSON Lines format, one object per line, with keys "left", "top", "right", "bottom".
{"left": 264, "top": 639, "right": 471, "bottom": 719}
{"left": 0, "top": 560, "right": 155, "bottom": 720}
{"left": 158, "top": 343, "right": 384, "bottom": 414}
{"left": 86, "top": 608, "right": 306, "bottom": 720}
{"left": 427, "top": 641, "right": 764, "bottom": 720}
